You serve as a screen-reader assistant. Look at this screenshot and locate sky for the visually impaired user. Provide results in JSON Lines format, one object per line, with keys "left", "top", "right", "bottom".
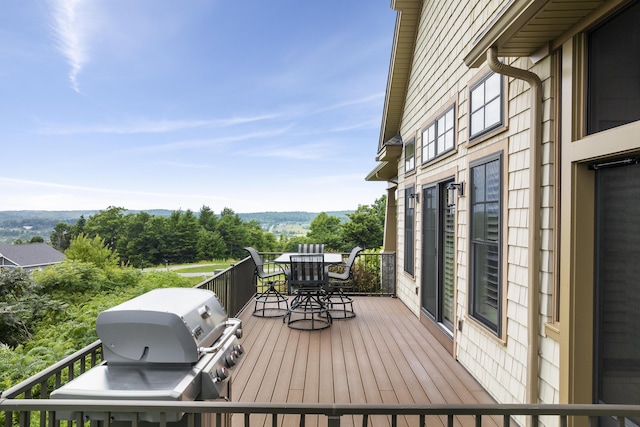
{"left": 0, "top": 0, "right": 397, "bottom": 214}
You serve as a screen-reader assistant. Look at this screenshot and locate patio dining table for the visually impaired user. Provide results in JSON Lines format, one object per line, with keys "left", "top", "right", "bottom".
{"left": 273, "top": 252, "right": 343, "bottom": 265}
{"left": 274, "top": 252, "right": 343, "bottom": 295}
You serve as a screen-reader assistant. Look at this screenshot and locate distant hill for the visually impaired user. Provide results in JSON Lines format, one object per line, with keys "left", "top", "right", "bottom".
{"left": 0, "top": 210, "right": 352, "bottom": 243}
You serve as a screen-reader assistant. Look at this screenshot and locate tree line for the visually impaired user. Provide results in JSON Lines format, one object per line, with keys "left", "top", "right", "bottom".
{"left": 48, "top": 196, "right": 386, "bottom": 267}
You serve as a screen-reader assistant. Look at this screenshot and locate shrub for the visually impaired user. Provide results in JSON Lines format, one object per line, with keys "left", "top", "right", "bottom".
{"left": 33, "top": 260, "right": 105, "bottom": 296}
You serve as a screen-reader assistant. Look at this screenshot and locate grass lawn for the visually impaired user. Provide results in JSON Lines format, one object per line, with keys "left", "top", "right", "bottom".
{"left": 172, "top": 261, "right": 235, "bottom": 273}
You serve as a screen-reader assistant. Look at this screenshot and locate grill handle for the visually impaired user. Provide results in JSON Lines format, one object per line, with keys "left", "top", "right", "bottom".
{"left": 197, "top": 318, "right": 242, "bottom": 355}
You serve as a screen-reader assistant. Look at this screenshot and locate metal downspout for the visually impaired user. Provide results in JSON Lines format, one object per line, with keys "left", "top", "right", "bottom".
{"left": 487, "top": 47, "right": 542, "bottom": 407}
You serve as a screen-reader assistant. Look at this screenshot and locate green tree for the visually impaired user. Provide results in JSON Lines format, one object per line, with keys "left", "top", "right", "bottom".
{"left": 372, "top": 194, "right": 387, "bottom": 225}
{"left": 74, "top": 215, "right": 86, "bottom": 236}
{"left": 244, "top": 220, "right": 279, "bottom": 252}
{"left": 196, "top": 229, "right": 226, "bottom": 260}
{"left": 281, "top": 235, "right": 308, "bottom": 252}
{"left": 119, "top": 212, "right": 163, "bottom": 267}
{"left": 34, "top": 260, "right": 105, "bottom": 296}
{"left": 164, "top": 210, "right": 200, "bottom": 263}
{"left": 340, "top": 203, "right": 384, "bottom": 250}
{"left": 217, "top": 208, "right": 247, "bottom": 259}
{"left": 84, "top": 206, "right": 125, "bottom": 251}
{"left": 198, "top": 205, "right": 218, "bottom": 232}
{"left": 145, "top": 215, "right": 169, "bottom": 265}
{"left": 65, "top": 234, "right": 120, "bottom": 269}
{"left": 29, "top": 236, "right": 45, "bottom": 243}
{"left": 0, "top": 269, "right": 62, "bottom": 347}
{"left": 307, "top": 212, "right": 342, "bottom": 250}
{"left": 50, "top": 222, "right": 73, "bottom": 250}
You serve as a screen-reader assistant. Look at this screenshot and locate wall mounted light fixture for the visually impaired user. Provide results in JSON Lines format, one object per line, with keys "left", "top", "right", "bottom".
{"left": 446, "top": 182, "right": 464, "bottom": 212}
{"left": 408, "top": 192, "right": 419, "bottom": 209}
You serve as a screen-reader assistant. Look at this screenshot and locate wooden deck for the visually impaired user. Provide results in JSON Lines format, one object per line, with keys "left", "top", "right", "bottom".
{"left": 230, "top": 296, "right": 498, "bottom": 427}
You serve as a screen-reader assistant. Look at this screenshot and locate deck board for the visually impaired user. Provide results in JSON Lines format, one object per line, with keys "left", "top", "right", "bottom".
{"left": 231, "top": 297, "right": 497, "bottom": 427}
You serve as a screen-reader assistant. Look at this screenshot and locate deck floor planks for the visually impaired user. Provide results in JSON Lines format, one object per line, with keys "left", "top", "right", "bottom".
{"left": 232, "top": 296, "right": 499, "bottom": 427}
{"left": 360, "top": 297, "right": 429, "bottom": 403}
{"left": 329, "top": 321, "right": 349, "bottom": 401}
{"left": 376, "top": 298, "right": 448, "bottom": 404}
{"left": 358, "top": 297, "right": 442, "bottom": 427}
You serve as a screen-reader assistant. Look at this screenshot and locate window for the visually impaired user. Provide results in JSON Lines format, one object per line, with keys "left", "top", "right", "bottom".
{"left": 404, "top": 139, "right": 415, "bottom": 173}
{"left": 404, "top": 186, "right": 415, "bottom": 276}
{"left": 469, "top": 155, "right": 502, "bottom": 335}
{"left": 470, "top": 72, "right": 503, "bottom": 139}
{"left": 587, "top": 1, "right": 640, "bottom": 135}
{"left": 422, "top": 106, "right": 455, "bottom": 163}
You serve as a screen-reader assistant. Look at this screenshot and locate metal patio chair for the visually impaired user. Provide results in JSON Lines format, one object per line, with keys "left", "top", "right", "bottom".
{"left": 325, "top": 246, "right": 362, "bottom": 319}
{"left": 283, "top": 254, "right": 331, "bottom": 330}
{"left": 297, "top": 243, "right": 325, "bottom": 253}
{"left": 245, "top": 247, "right": 289, "bottom": 318}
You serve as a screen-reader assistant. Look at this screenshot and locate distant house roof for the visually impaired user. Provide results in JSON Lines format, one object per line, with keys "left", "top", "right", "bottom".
{"left": 0, "top": 242, "right": 65, "bottom": 270}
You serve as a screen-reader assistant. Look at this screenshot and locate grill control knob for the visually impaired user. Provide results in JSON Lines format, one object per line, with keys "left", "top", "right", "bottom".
{"left": 214, "top": 366, "right": 228, "bottom": 382}
{"left": 198, "top": 305, "right": 211, "bottom": 319}
{"left": 233, "top": 344, "right": 245, "bottom": 355}
{"left": 224, "top": 353, "right": 237, "bottom": 367}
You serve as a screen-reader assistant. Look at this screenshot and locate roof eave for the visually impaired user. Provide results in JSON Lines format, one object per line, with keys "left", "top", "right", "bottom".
{"left": 378, "top": 0, "right": 422, "bottom": 153}
{"left": 464, "top": 0, "right": 615, "bottom": 69}
{"left": 464, "top": 0, "right": 551, "bottom": 68}
{"left": 365, "top": 161, "right": 398, "bottom": 182}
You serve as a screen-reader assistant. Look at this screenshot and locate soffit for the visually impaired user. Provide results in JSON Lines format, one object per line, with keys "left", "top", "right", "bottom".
{"left": 378, "top": 0, "right": 421, "bottom": 153}
{"left": 365, "top": 161, "right": 398, "bottom": 182}
{"left": 464, "top": 0, "right": 613, "bottom": 68}
{"left": 377, "top": 134, "right": 403, "bottom": 162}
{"left": 367, "top": 134, "right": 403, "bottom": 182}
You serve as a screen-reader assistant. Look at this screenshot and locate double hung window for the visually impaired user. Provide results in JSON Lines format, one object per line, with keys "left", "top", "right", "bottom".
{"left": 469, "top": 155, "right": 502, "bottom": 335}
{"left": 422, "top": 106, "right": 455, "bottom": 163}
{"left": 404, "top": 139, "right": 415, "bottom": 173}
{"left": 470, "top": 72, "right": 503, "bottom": 139}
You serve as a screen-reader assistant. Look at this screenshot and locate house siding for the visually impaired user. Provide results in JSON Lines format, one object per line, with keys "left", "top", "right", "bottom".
{"left": 394, "top": 0, "right": 560, "bottom": 413}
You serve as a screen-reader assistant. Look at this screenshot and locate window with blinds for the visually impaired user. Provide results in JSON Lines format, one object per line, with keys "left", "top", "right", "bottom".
{"left": 442, "top": 187, "right": 456, "bottom": 330}
{"left": 470, "top": 155, "right": 502, "bottom": 335}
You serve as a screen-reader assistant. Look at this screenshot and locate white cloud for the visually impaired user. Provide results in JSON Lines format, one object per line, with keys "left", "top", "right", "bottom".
{"left": 116, "top": 126, "right": 293, "bottom": 155}
{"left": 37, "top": 114, "right": 281, "bottom": 135}
{"left": 47, "top": 0, "right": 96, "bottom": 92}
{"left": 0, "top": 177, "right": 231, "bottom": 211}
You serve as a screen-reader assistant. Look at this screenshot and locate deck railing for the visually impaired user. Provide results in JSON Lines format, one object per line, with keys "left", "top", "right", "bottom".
{"left": 0, "top": 259, "right": 256, "bottom": 409}
{"left": 2, "top": 400, "right": 640, "bottom": 427}
{"left": 2, "top": 253, "right": 639, "bottom": 427}
{"left": 195, "top": 255, "right": 256, "bottom": 317}
{"left": 261, "top": 251, "right": 396, "bottom": 296}
{"left": 0, "top": 251, "right": 403, "bottom": 427}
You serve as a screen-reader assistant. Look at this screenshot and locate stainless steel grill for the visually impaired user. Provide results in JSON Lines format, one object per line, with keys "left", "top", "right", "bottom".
{"left": 51, "top": 287, "right": 244, "bottom": 424}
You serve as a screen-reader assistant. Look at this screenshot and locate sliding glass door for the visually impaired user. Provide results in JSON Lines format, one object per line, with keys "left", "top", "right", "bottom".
{"left": 594, "top": 160, "right": 640, "bottom": 427}
{"left": 421, "top": 179, "right": 455, "bottom": 334}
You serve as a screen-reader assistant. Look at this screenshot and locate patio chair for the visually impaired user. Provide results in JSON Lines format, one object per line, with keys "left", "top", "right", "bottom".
{"left": 283, "top": 254, "right": 331, "bottom": 330}
{"left": 325, "top": 246, "right": 362, "bottom": 319}
{"left": 245, "top": 247, "right": 289, "bottom": 318}
{"left": 298, "top": 243, "right": 325, "bottom": 253}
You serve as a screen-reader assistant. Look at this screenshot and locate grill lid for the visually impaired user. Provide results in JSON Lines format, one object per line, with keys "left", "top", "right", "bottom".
{"left": 96, "top": 288, "right": 228, "bottom": 364}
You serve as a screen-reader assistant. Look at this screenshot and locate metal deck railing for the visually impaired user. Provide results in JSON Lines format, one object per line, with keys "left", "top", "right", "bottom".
{"left": 2, "top": 400, "right": 640, "bottom": 427}
{"left": 260, "top": 251, "right": 397, "bottom": 296}
{"left": 2, "top": 254, "right": 639, "bottom": 426}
